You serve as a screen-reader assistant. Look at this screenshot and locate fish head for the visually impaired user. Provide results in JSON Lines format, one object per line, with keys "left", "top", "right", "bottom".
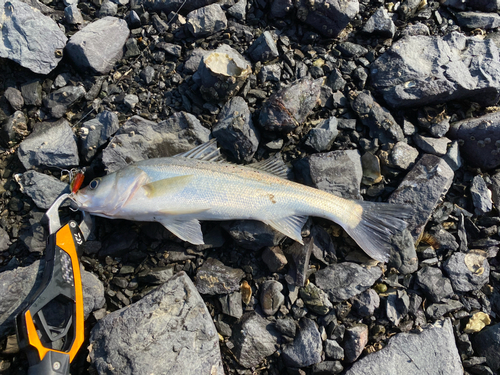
{"left": 71, "top": 167, "right": 149, "bottom": 216}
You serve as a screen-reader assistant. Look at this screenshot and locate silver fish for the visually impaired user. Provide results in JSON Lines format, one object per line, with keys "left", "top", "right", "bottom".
{"left": 71, "top": 141, "right": 410, "bottom": 262}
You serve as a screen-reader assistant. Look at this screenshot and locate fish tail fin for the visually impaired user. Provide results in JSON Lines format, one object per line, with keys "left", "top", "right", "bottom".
{"left": 342, "top": 201, "right": 412, "bottom": 263}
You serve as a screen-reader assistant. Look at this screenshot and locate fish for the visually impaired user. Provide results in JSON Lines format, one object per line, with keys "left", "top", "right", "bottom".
{"left": 71, "top": 140, "right": 411, "bottom": 262}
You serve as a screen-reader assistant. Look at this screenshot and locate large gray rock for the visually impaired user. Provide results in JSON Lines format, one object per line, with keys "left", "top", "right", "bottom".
{"left": 102, "top": 113, "right": 210, "bottom": 173}
{"left": 371, "top": 32, "right": 500, "bottom": 108}
{"left": 0, "top": 0, "right": 67, "bottom": 74}
{"left": 18, "top": 119, "right": 80, "bottom": 169}
{"left": 66, "top": 17, "right": 130, "bottom": 74}
{"left": 345, "top": 319, "right": 462, "bottom": 375}
{"left": 18, "top": 171, "right": 70, "bottom": 209}
{"left": 447, "top": 111, "right": 500, "bottom": 170}
{"left": 389, "top": 155, "right": 454, "bottom": 240}
{"left": 186, "top": 4, "right": 227, "bottom": 37}
{"left": 90, "top": 272, "right": 223, "bottom": 375}
{"left": 315, "top": 263, "right": 382, "bottom": 302}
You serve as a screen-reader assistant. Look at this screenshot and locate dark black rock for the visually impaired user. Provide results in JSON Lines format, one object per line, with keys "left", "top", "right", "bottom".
{"left": 336, "top": 42, "right": 368, "bottom": 58}
{"left": 260, "top": 280, "right": 284, "bottom": 316}
{"left": 195, "top": 258, "right": 245, "bottom": 295}
{"left": 315, "top": 263, "right": 382, "bottom": 302}
{"left": 282, "top": 318, "right": 322, "bottom": 367}
{"left": 276, "top": 318, "right": 297, "bottom": 337}
{"left": 218, "top": 291, "right": 243, "bottom": 319}
{"left": 79, "top": 110, "right": 119, "bottom": 162}
{"left": 232, "top": 312, "right": 279, "bottom": 368}
{"left": 186, "top": 4, "right": 227, "bottom": 37}
{"left": 90, "top": 272, "right": 223, "bottom": 374}
{"left": 225, "top": 220, "right": 285, "bottom": 250}
{"left": 415, "top": 266, "right": 454, "bottom": 303}
{"left": 443, "top": 251, "right": 490, "bottom": 292}
{"left": 262, "top": 246, "right": 288, "bottom": 272}
{"left": 43, "top": 85, "right": 86, "bottom": 119}
{"left": 474, "top": 323, "right": 500, "bottom": 372}
{"left": 388, "top": 228, "right": 418, "bottom": 274}
{"left": 326, "top": 68, "right": 346, "bottom": 91}
{"left": 344, "top": 324, "right": 368, "bottom": 363}
{"left": 20, "top": 80, "right": 43, "bottom": 107}
{"left": 137, "top": 266, "right": 174, "bottom": 285}
{"left": 270, "top": 0, "right": 293, "bottom": 18}
{"left": 18, "top": 118, "right": 79, "bottom": 169}
{"left": 283, "top": 241, "right": 312, "bottom": 287}
{"left": 345, "top": 319, "right": 462, "bottom": 374}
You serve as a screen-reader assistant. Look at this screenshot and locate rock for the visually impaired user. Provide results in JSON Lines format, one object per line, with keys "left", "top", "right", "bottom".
{"left": 123, "top": 94, "right": 139, "bottom": 110}
{"left": 137, "top": 266, "right": 174, "bottom": 285}
{"left": 443, "top": 250, "right": 490, "bottom": 292}
{"left": 98, "top": 0, "right": 117, "bottom": 17}
{"left": 247, "top": 31, "right": 279, "bottom": 63}
{"left": 352, "top": 289, "right": 380, "bottom": 317}
{"left": 20, "top": 80, "right": 42, "bottom": 107}
{"left": 140, "top": 66, "right": 155, "bottom": 85}
{"left": 308, "top": 225, "right": 336, "bottom": 264}
{"left": 325, "top": 339, "right": 344, "bottom": 360}
{"left": 456, "top": 12, "right": 500, "bottom": 29}
{"left": 225, "top": 220, "right": 285, "bottom": 250}
{"left": 315, "top": 263, "right": 382, "bottom": 303}
{"left": 1, "top": 111, "right": 29, "bottom": 147}
{"left": 137, "top": 0, "right": 215, "bottom": 13}
{"left": 371, "top": 32, "right": 500, "bottom": 108}
{"left": 186, "top": 4, "right": 227, "bottom": 37}
{"left": 345, "top": 319, "right": 462, "bottom": 375}
{"left": 413, "top": 134, "right": 451, "bottom": 156}
{"left": 0, "top": 0, "right": 66, "bottom": 74}
{"left": 471, "top": 175, "right": 493, "bottom": 215}
{"left": 344, "top": 324, "right": 368, "bottom": 363}
{"left": 426, "top": 300, "right": 464, "bottom": 319}
{"left": 66, "top": 17, "right": 130, "bottom": 74}
{"left": 276, "top": 318, "right": 297, "bottom": 337}
{"left": 299, "top": 282, "right": 332, "bottom": 315}
{"left": 443, "top": 140, "right": 462, "bottom": 171}
{"left": 282, "top": 318, "right": 322, "bottom": 367}
{"left": 18, "top": 118, "right": 80, "bottom": 169}
{"left": 389, "top": 155, "right": 454, "bottom": 240}
{"left": 474, "top": 323, "right": 500, "bottom": 371}
{"left": 448, "top": 111, "right": 500, "bottom": 170}
{"left": 387, "top": 228, "right": 418, "bottom": 275}
{"left": 362, "top": 7, "right": 396, "bottom": 38}
{"left": 213, "top": 96, "right": 259, "bottom": 162}
{"left": 43, "top": 85, "right": 86, "bottom": 119}
{"left": 260, "top": 280, "right": 285, "bottom": 316}
{"left": 195, "top": 257, "right": 245, "bottom": 295}
{"left": 79, "top": 111, "right": 120, "bottom": 162}
{"left": 262, "top": 246, "right": 288, "bottom": 273}
{"left": 464, "top": 312, "right": 491, "bottom": 334}
{"left": 304, "top": 117, "right": 338, "bottom": 152}
{"left": 415, "top": 266, "right": 454, "bottom": 303}
{"left": 469, "top": 0, "right": 500, "bottom": 11}
{"left": 0, "top": 227, "right": 10, "bottom": 252}
{"left": 389, "top": 142, "right": 419, "bottom": 170}
{"left": 283, "top": 241, "right": 312, "bottom": 287}
{"left": 227, "top": 0, "right": 246, "bottom": 21}
{"left": 294, "top": 150, "right": 363, "bottom": 200}
{"left": 295, "top": 0, "right": 359, "bottom": 38}
{"left": 231, "top": 312, "right": 279, "bottom": 368}
{"left": 81, "top": 270, "right": 105, "bottom": 319}
{"left": 18, "top": 171, "right": 70, "bottom": 209}
{"left": 361, "top": 152, "right": 382, "bottom": 185}
{"left": 90, "top": 272, "right": 223, "bottom": 375}
{"left": 218, "top": 291, "right": 243, "bottom": 319}
{"left": 259, "top": 77, "right": 323, "bottom": 133}
{"left": 197, "top": 44, "right": 251, "bottom": 103}
{"left": 19, "top": 211, "right": 46, "bottom": 253}
{"left": 4, "top": 87, "right": 24, "bottom": 111}
{"left": 350, "top": 90, "right": 404, "bottom": 146}
{"left": 259, "top": 64, "right": 281, "bottom": 83}
{"left": 336, "top": 42, "right": 368, "bottom": 58}
{"left": 102, "top": 113, "right": 210, "bottom": 173}
{"left": 492, "top": 172, "right": 500, "bottom": 208}
{"left": 65, "top": 4, "right": 84, "bottom": 24}
{"left": 386, "top": 290, "right": 410, "bottom": 326}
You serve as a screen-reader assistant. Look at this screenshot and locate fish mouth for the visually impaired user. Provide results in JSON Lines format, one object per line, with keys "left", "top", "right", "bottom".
{"left": 68, "top": 193, "right": 87, "bottom": 211}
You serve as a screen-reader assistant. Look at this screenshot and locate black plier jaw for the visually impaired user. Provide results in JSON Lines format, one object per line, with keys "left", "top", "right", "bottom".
{"left": 16, "top": 193, "right": 90, "bottom": 375}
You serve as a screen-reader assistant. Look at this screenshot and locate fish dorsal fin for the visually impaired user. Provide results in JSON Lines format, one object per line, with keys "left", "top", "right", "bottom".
{"left": 175, "top": 139, "right": 225, "bottom": 162}
{"left": 142, "top": 175, "right": 194, "bottom": 198}
{"left": 249, "top": 153, "right": 289, "bottom": 179}
{"left": 264, "top": 215, "right": 308, "bottom": 244}
{"left": 158, "top": 218, "right": 205, "bottom": 245}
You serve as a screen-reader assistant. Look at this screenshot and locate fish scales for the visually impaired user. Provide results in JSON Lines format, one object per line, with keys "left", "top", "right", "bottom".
{"left": 72, "top": 141, "right": 411, "bottom": 262}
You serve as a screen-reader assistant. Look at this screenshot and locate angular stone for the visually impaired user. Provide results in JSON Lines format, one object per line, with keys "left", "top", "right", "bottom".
{"left": 4, "top": 87, "right": 24, "bottom": 111}
{"left": 389, "top": 155, "right": 454, "bottom": 240}
{"left": 0, "top": 0, "right": 67, "bottom": 74}
{"left": 325, "top": 339, "right": 344, "bottom": 360}
{"left": 456, "top": 12, "right": 500, "bottom": 29}
{"left": 43, "top": 85, "right": 86, "bottom": 119}
{"left": 18, "top": 119, "right": 79, "bottom": 169}
{"left": 213, "top": 96, "right": 259, "bottom": 163}
{"left": 282, "top": 318, "right": 322, "bottom": 367}
{"left": 415, "top": 266, "right": 454, "bottom": 303}
{"left": 389, "top": 142, "right": 419, "bottom": 170}
{"left": 102, "top": 113, "right": 210, "bottom": 173}
{"left": 426, "top": 300, "right": 463, "bottom": 319}
{"left": 344, "top": 324, "right": 368, "bottom": 363}
{"left": 283, "top": 241, "right": 312, "bottom": 287}
{"left": 247, "top": 31, "right": 279, "bottom": 63}
{"left": 227, "top": 0, "right": 246, "bottom": 21}
{"left": 186, "top": 4, "right": 227, "bottom": 37}
{"left": 386, "top": 290, "right": 410, "bottom": 326}
{"left": 474, "top": 323, "right": 500, "bottom": 371}
{"left": 363, "top": 7, "right": 396, "bottom": 38}
{"left": 20, "top": 80, "right": 42, "bottom": 107}
{"left": 304, "top": 117, "right": 338, "bottom": 152}
{"left": 371, "top": 33, "right": 500, "bottom": 108}
{"left": 66, "top": 17, "right": 130, "bottom": 74}
{"left": 65, "top": 4, "right": 84, "bottom": 24}
{"left": 18, "top": 171, "right": 69, "bottom": 209}
{"left": 98, "top": 0, "right": 117, "bottom": 17}
{"left": 471, "top": 175, "right": 493, "bottom": 215}
{"left": 443, "top": 251, "right": 490, "bottom": 292}
{"left": 352, "top": 289, "right": 380, "bottom": 317}
{"left": 90, "top": 272, "right": 223, "bottom": 375}
{"left": 413, "top": 134, "right": 451, "bottom": 156}
{"left": 315, "top": 263, "right": 382, "bottom": 303}
{"left": 232, "top": 312, "right": 279, "bottom": 368}
{"left": 218, "top": 291, "right": 243, "bottom": 319}
{"left": 299, "top": 282, "right": 333, "bottom": 315}
{"left": 345, "top": 319, "right": 462, "bottom": 375}
{"left": 79, "top": 111, "right": 119, "bottom": 162}
{"left": 195, "top": 258, "right": 245, "bottom": 295}
{"left": 262, "top": 246, "right": 288, "bottom": 273}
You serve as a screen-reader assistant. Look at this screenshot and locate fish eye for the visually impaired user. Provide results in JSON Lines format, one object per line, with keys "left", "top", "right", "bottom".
{"left": 89, "top": 178, "right": 100, "bottom": 190}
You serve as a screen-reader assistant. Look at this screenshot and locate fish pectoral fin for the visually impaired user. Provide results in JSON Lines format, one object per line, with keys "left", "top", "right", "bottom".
{"left": 142, "top": 175, "right": 194, "bottom": 198}
{"left": 263, "top": 215, "right": 308, "bottom": 244}
{"left": 158, "top": 218, "right": 205, "bottom": 245}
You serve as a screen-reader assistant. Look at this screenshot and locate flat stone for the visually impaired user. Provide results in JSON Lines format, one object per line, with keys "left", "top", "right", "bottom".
{"left": 283, "top": 241, "right": 312, "bottom": 287}
{"left": 456, "top": 11, "right": 500, "bottom": 29}
{"left": 0, "top": 0, "right": 66, "bottom": 74}
{"left": 386, "top": 290, "right": 410, "bottom": 326}
{"left": 443, "top": 250, "right": 490, "bottom": 292}
{"left": 186, "top": 3, "right": 227, "bottom": 37}
{"left": 218, "top": 292, "right": 243, "bottom": 319}
{"left": 413, "top": 134, "right": 451, "bottom": 156}
{"left": 325, "top": 339, "right": 344, "bottom": 360}
{"left": 276, "top": 318, "right": 297, "bottom": 337}
{"left": 282, "top": 318, "right": 322, "bottom": 367}
{"left": 426, "top": 300, "right": 463, "bottom": 319}
{"left": 18, "top": 118, "right": 79, "bottom": 169}
{"left": 315, "top": 263, "right": 382, "bottom": 303}
{"left": 345, "top": 319, "right": 462, "bottom": 375}
{"left": 389, "top": 155, "right": 454, "bottom": 240}
{"left": 232, "top": 312, "right": 279, "bottom": 368}
{"left": 18, "top": 171, "right": 70, "bottom": 209}
{"left": 90, "top": 272, "right": 223, "bottom": 375}
{"left": 225, "top": 220, "right": 285, "bottom": 250}
{"left": 102, "top": 113, "right": 210, "bottom": 173}
{"left": 66, "top": 17, "right": 130, "bottom": 74}
{"left": 20, "top": 80, "right": 42, "bottom": 106}
{"left": 195, "top": 257, "right": 245, "bottom": 295}
{"left": 415, "top": 266, "right": 454, "bottom": 303}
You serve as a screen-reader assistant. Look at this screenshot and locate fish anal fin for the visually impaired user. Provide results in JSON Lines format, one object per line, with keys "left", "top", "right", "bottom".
{"left": 158, "top": 218, "right": 205, "bottom": 245}
{"left": 142, "top": 175, "right": 194, "bottom": 198}
{"left": 264, "top": 215, "right": 308, "bottom": 244}
{"left": 250, "top": 153, "right": 290, "bottom": 179}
